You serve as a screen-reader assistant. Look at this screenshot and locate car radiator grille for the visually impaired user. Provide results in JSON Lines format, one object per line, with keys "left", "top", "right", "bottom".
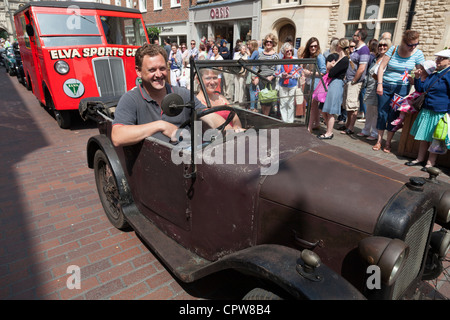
{"left": 92, "top": 57, "right": 127, "bottom": 97}
{"left": 392, "top": 209, "right": 434, "bottom": 299}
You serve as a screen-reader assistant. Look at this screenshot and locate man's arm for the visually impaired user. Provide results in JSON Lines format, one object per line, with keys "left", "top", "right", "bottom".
{"left": 352, "top": 63, "right": 367, "bottom": 83}
{"left": 111, "top": 120, "right": 178, "bottom": 147}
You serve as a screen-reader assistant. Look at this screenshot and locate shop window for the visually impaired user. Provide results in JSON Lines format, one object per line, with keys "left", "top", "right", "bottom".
{"left": 345, "top": 0, "right": 399, "bottom": 40}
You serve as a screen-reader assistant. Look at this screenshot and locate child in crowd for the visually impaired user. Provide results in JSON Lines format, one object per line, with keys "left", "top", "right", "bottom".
{"left": 391, "top": 60, "right": 436, "bottom": 131}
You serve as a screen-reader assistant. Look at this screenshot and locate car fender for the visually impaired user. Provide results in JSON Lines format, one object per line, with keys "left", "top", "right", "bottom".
{"left": 198, "top": 244, "right": 366, "bottom": 300}
{"left": 86, "top": 134, "right": 133, "bottom": 206}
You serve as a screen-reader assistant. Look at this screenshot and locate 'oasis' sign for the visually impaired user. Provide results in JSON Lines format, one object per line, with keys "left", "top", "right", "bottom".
{"left": 210, "top": 7, "right": 230, "bottom": 19}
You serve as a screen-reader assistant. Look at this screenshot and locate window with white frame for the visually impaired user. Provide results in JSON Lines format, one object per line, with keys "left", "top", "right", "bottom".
{"left": 115, "top": 0, "right": 121, "bottom": 7}
{"left": 154, "top": 0, "right": 162, "bottom": 10}
{"left": 345, "top": 0, "right": 400, "bottom": 40}
{"left": 277, "top": 0, "right": 300, "bottom": 4}
{"left": 171, "top": 0, "right": 181, "bottom": 8}
{"left": 126, "top": 0, "right": 132, "bottom": 8}
{"left": 139, "top": 0, "right": 147, "bottom": 12}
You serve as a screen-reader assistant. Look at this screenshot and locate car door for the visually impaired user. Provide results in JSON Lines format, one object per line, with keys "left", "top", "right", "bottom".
{"left": 132, "top": 138, "right": 192, "bottom": 231}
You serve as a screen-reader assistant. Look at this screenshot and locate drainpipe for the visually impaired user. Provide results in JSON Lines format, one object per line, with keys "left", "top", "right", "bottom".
{"left": 406, "top": 0, "right": 417, "bottom": 30}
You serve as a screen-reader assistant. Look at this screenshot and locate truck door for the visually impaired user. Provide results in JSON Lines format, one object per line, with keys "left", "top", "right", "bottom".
{"left": 24, "top": 10, "right": 44, "bottom": 103}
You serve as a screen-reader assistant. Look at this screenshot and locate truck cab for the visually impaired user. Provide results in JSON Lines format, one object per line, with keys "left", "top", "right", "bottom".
{"left": 14, "top": 1, "right": 149, "bottom": 128}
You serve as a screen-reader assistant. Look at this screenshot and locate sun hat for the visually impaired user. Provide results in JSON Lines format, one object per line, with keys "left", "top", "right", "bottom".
{"left": 421, "top": 60, "right": 436, "bottom": 74}
{"left": 434, "top": 49, "right": 450, "bottom": 58}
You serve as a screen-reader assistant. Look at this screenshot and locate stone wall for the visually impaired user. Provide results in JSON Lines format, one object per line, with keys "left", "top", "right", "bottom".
{"left": 411, "top": 0, "right": 449, "bottom": 59}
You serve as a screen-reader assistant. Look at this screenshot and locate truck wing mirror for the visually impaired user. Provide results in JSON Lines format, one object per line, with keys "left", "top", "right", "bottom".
{"left": 26, "top": 24, "right": 34, "bottom": 37}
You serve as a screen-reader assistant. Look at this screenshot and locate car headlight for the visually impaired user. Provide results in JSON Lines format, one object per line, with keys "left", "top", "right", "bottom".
{"left": 437, "top": 190, "right": 450, "bottom": 225}
{"left": 359, "top": 237, "right": 409, "bottom": 286}
{"left": 430, "top": 228, "right": 450, "bottom": 258}
{"left": 54, "top": 60, "right": 69, "bottom": 75}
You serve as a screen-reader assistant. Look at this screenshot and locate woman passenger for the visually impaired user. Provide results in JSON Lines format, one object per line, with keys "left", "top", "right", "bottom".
{"left": 196, "top": 69, "right": 243, "bottom": 130}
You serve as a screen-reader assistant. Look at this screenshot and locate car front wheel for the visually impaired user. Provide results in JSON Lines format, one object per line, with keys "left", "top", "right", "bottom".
{"left": 94, "top": 149, "right": 130, "bottom": 230}
{"left": 242, "top": 288, "right": 283, "bottom": 300}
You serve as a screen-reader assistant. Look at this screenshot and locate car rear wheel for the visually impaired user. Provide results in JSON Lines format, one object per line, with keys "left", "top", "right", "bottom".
{"left": 94, "top": 149, "right": 130, "bottom": 230}
{"left": 242, "top": 288, "right": 283, "bottom": 300}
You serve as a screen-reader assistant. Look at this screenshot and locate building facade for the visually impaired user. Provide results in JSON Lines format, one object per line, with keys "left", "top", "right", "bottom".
{"left": 188, "top": 0, "right": 261, "bottom": 47}
{"left": 261, "top": 0, "right": 449, "bottom": 59}
{"left": 0, "top": 0, "right": 28, "bottom": 42}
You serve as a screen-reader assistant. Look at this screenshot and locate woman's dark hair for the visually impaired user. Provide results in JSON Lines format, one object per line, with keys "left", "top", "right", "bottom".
{"left": 301, "top": 37, "right": 321, "bottom": 58}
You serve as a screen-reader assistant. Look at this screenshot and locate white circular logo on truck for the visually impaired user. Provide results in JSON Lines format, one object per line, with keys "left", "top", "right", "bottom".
{"left": 63, "top": 78, "right": 85, "bottom": 98}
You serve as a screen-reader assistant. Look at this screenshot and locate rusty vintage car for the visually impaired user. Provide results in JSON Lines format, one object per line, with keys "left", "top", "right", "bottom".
{"left": 80, "top": 58, "right": 450, "bottom": 300}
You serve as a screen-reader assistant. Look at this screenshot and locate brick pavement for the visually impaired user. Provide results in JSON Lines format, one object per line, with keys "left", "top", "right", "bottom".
{"left": 0, "top": 70, "right": 448, "bottom": 300}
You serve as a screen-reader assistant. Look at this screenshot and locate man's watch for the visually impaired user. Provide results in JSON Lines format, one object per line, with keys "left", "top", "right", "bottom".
{"left": 351, "top": 80, "right": 356, "bottom": 85}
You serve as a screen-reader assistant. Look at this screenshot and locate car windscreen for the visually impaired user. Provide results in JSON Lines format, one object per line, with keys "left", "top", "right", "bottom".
{"left": 100, "top": 16, "right": 147, "bottom": 46}
{"left": 36, "top": 13, "right": 102, "bottom": 47}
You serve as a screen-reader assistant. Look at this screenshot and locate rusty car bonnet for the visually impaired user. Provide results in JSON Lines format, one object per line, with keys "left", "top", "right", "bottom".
{"left": 258, "top": 131, "right": 409, "bottom": 234}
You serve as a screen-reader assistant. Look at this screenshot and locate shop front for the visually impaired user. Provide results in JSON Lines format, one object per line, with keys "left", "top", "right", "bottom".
{"left": 150, "top": 21, "right": 187, "bottom": 47}
{"left": 189, "top": 0, "right": 261, "bottom": 50}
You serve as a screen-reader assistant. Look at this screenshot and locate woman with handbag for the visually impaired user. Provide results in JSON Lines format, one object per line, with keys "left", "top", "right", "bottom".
{"left": 375, "top": 30, "right": 425, "bottom": 153}
{"left": 317, "top": 38, "right": 350, "bottom": 139}
{"left": 405, "top": 49, "right": 450, "bottom": 171}
{"left": 301, "top": 37, "right": 327, "bottom": 131}
{"left": 255, "top": 33, "right": 280, "bottom": 116}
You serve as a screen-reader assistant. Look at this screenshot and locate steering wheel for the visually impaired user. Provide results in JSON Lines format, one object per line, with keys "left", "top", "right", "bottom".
{"left": 180, "top": 106, "right": 236, "bottom": 134}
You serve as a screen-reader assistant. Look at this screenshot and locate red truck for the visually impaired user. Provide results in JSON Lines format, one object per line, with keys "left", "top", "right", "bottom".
{"left": 14, "top": 1, "right": 149, "bottom": 128}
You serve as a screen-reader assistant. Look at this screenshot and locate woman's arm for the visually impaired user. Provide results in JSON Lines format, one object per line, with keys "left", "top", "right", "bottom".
{"left": 376, "top": 54, "right": 390, "bottom": 95}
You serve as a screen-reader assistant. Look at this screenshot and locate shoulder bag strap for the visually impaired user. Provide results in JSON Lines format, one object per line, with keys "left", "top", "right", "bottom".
{"left": 423, "top": 67, "right": 450, "bottom": 95}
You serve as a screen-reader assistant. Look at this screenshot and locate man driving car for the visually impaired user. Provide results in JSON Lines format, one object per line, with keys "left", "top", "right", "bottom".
{"left": 112, "top": 43, "right": 226, "bottom": 147}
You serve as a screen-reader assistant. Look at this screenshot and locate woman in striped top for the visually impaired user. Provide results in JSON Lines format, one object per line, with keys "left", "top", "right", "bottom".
{"left": 375, "top": 30, "right": 425, "bottom": 153}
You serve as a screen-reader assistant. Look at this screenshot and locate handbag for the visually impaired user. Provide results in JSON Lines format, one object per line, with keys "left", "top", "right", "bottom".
{"left": 258, "top": 83, "right": 278, "bottom": 104}
{"left": 428, "top": 139, "right": 447, "bottom": 155}
{"left": 312, "top": 73, "right": 331, "bottom": 103}
{"left": 433, "top": 114, "right": 449, "bottom": 141}
{"left": 412, "top": 68, "right": 450, "bottom": 111}
{"left": 411, "top": 93, "right": 426, "bottom": 111}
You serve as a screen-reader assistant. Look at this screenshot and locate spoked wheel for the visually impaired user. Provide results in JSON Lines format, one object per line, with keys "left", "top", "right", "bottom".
{"left": 242, "top": 288, "right": 283, "bottom": 300}
{"left": 94, "top": 149, "right": 130, "bottom": 230}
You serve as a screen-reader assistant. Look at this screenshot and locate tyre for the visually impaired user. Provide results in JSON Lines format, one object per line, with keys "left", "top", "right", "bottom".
{"left": 54, "top": 109, "right": 72, "bottom": 129}
{"left": 242, "top": 288, "right": 283, "bottom": 300}
{"left": 94, "top": 149, "right": 130, "bottom": 230}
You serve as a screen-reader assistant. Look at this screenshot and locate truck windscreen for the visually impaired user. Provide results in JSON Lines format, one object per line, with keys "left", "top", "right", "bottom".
{"left": 100, "top": 16, "right": 147, "bottom": 46}
{"left": 36, "top": 13, "right": 102, "bottom": 47}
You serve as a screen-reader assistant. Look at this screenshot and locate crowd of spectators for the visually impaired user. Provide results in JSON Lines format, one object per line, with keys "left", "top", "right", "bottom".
{"left": 154, "top": 31, "right": 450, "bottom": 168}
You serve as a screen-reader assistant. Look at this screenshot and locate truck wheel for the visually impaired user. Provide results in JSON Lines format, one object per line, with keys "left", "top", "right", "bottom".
{"left": 46, "top": 93, "right": 71, "bottom": 129}
{"left": 94, "top": 149, "right": 130, "bottom": 230}
{"left": 242, "top": 288, "right": 283, "bottom": 300}
{"left": 54, "top": 109, "right": 72, "bottom": 129}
